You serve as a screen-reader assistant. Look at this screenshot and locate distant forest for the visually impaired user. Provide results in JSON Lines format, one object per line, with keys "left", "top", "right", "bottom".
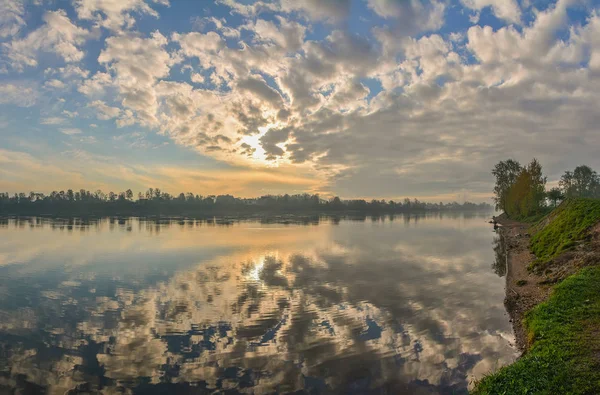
{"left": 0, "top": 189, "right": 492, "bottom": 217}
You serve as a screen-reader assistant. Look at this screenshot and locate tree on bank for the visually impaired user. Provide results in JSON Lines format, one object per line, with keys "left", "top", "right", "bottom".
{"left": 493, "top": 160, "right": 600, "bottom": 218}
{"left": 546, "top": 187, "right": 564, "bottom": 208}
{"left": 492, "top": 159, "right": 523, "bottom": 212}
{"left": 559, "top": 165, "right": 600, "bottom": 199}
{"left": 506, "top": 158, "right": 547, "bottom": 218}
{"left": 492, "top": 158, "right": 547, "bottom": 218}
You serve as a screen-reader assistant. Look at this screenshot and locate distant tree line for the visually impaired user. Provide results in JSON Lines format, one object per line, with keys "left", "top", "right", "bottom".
{"left": 0, "top": 188, "right": 492, "bottom": 216}
{"left": 492, "top": 159, "right": 600, "bottom": 218}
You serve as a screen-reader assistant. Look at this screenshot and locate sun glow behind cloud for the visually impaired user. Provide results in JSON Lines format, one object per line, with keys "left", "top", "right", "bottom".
{"left": 239, "top": 126, "right": 270, "bottom": 164}
{"left": 1, "top": 0, "right": 600, "bottom": 200}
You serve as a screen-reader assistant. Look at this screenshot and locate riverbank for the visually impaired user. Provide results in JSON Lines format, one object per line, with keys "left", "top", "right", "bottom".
{"left": 496, "top": 216, "right": 552, "bottom": 351}
{"left": 474, "top": 199, "right": 600, "bottom": 394}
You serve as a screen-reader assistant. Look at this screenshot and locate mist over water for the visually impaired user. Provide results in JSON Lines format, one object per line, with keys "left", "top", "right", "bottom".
{"left": 0, "top": 214, "right": 516, "bottom": 394}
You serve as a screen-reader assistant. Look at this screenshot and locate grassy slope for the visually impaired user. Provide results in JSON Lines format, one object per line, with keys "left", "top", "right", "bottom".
{"left": 473, "top": 267, "right": 600, "bottom": 394}
{"left": 474, "top": 198, "right": 600, "bottom": 394}
{"left": 530, "top": 198, "right": 600, "bottom": 265}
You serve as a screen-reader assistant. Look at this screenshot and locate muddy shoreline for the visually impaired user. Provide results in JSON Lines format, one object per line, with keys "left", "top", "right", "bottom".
{"left": 495, "top": 217, "right": 552, "bottom": 352}
{"left": 496, "top": 213, "right": 600, "bottom": 351}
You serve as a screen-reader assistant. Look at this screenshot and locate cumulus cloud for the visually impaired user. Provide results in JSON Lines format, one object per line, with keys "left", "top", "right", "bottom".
{"left": 0, "top": 82, "right": 37, "bottom": 106}
{"left": 279, "top": 0, "right": 352, "bottom": 21}
{"left": 3, "top": 10, "right": 91, "bottom": 70}
{"left": 88, "top": 100, "right": 121, "bottom": 120}
{"left": 367, "top": 0, "right": 446, "bottom": 34}
{"left": 98, "top": 31, "right": 176, "bottom": 125}
{"left": 237, "top": 75, "right": 284, "bottom": 107}
{"left": 74, "top": 0, "right": 169, "bottom": 31}
{"left": 3, "top": 0, "right": 600, "bottom": 199}
{"left": 461, "top": 0, "right": 522, "bottom": 24}
{"left": 0, "top": 0, "right": 25, "bottom": 38}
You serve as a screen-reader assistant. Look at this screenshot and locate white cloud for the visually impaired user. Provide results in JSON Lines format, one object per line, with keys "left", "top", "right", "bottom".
{"left": 0, "top": 0, "right": 25, "bottom": 38}
{"left": 44, "top": 79, "right": 66, "bottom": 89}
{"left": 243, "top": 17, "right": 306, "bottom": 52}
{"left": 60, "top": 128, "right": 83, "bottom": 135}
{"left": 41, "top": 117, "right": 66, "bottom": 125}
{"left": 98, "top": 31, "right": 175, "bottom": 125}
{"left": 78, "top": 71, "right": 113, "bottom": 97}
{"left": 62, "top": 110, "right": 79, "bottom": 118}
{"left": 3, "top": 10, "right": 91, "bottom": 70}
{"left": 4, "top": 0, "right": 600, "bottom": 199}
{"left": 461, "top": 0, "right": 522, "bottom": 24}
{"left": 88, "top": 100, "right": 121, "bottom": 120}
{"left": 215, "top": 0, "right": 278, "bottom": 17}
{"left": 74, "top": 0, "right": 169, "bottom": 32}
{"left": 0, "top": 82, "right": 37, "bottom": 106}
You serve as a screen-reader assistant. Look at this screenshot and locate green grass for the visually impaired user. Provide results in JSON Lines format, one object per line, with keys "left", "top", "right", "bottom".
{"left": 472, "top": 267, "right": 600, "bottom": 395}
{"left": 514, "top": 207, "right": 554, "bottom": 224}
{"left": 529, "top": 198, "right": 600, "bottom": 267}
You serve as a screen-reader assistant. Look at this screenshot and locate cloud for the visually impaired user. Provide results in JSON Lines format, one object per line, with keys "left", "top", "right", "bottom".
{"left": 0, "top": 82, "right": 37, "bottom": 106}
{"left": 243, "top": 16, "right": 307, "bottom": 52}
{"left": 73, "top": 0, "right": 169, "bottom": 31}
{"left": 461, "top": 0, "right": 522, "bottom": 24}
{"left": 0, "top": 0, "right": 25, "bottom": 38}
{"left": 4, "top": 0, "right": 600, "bottom": 200}
{"left": 237, "top": 75, "right": 284, "bottom": 106}
{"left": 41, "top": 116, "right": 66, "bottom": 125}
{"left": 44, "top": 79, "right": 66, "bottom": 89}
{"left": 60, "top": 128, "right": 83, "bottom": 135}
{"left": 279, "top": 0, "right": 352, "bottom": 21}
{"left": 367, "top": 0, "right": 446, "bottom": 34}
{"left": 88, "top": 100, "right": 121, "bottom": 120}
{"left": 78, "top": 72, "right": 113, "bottom": 97}
{"left": 98, "top": 31, "right": 176, "bottom": 126}
{"left": 3, "top": 10, "right": 91, "bottom": 70}
{"left": 215, "top": 0, "right": 278, "bottom": 17}
{"left": 0, "top": 147, "right": 324, "bottom": 196}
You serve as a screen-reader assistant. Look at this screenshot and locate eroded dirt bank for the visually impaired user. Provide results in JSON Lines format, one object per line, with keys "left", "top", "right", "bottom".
{"left": 495, "top": 218, "right": 551, "bottom": 351}
{"left": 497, "top": 215, "right": 600, "bottom": 351}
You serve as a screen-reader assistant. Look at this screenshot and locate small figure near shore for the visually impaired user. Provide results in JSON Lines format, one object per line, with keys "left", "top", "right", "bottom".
{"left": 491, "top": 215, "right": 499, "bottom": 229}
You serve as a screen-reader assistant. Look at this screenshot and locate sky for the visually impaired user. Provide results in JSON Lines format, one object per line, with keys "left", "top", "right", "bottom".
{"left": 1, "top": 0, "right": 600, "bottom": 202}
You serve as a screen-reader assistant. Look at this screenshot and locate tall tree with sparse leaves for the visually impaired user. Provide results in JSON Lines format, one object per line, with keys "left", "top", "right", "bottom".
{"left": 492, "top": 159, "right": 522, "bottom": 213}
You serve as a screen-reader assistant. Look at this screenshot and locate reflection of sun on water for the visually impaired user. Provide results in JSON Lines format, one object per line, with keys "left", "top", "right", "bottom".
{"left": 246, "top": 251, "right": 284, "bottom": 285}
{"left": 247, "top": 255, "right": 266, "bottom": 282}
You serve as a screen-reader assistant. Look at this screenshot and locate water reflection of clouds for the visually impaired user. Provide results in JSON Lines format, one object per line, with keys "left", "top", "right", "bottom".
{"left": 0, "top": 215, "right": 516, "bottom": 394}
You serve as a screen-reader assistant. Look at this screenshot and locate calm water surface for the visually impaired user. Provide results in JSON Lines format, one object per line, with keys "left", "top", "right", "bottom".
{"left": 0, "top": 214, "right": 516, "bottom": 394}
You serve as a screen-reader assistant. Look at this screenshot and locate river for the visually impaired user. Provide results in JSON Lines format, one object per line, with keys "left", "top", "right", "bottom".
{"left": 0, "top": 214, "right": 516, "bottom": 394}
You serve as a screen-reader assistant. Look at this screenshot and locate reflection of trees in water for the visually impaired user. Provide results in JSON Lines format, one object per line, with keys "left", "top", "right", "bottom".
{"left": 492, "top": 233, "right": 507, "bottom": 277}
{"left": 0, "top": 211, "right": 493, "bottom": 231}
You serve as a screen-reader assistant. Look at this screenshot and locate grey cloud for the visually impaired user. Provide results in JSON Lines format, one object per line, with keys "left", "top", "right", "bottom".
{"left": 17, "top": 0, "right": 600, "bottom": 200}
{"left": 367, "top": 0, "right": 446, "bottom": 35}
{"left": 259, "top": 126, "right": 291, "bottom": 159}
{"left": 280, "top": 0, "right": 352, "bottom": 21}
{"left": 237, "top": 75, "right": 284, "bottom": 106}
